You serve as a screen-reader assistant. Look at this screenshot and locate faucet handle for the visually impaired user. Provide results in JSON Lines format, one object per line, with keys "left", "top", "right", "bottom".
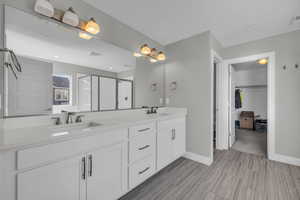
{"left": 51, "top": 117, "right": 62, "bottom": 125}
{"left": 75, "top": 115, "right": 85, "bottom": 123}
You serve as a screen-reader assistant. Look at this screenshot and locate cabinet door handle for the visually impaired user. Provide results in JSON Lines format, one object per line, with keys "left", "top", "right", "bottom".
{"left": 138, "top": 145, "right": 150, "bottom": 151}
{"left": 171, "top": 129, "right": 175, "bottom": 140}
{"left": 138, "top": 128, "right": 150, "bottom": 132}
{"left": 88, "top": 155, "right": 93, "bottom": 177}
{"left": 81, "top": 157, "right": 86, "bottom": 180}
{"left": 173, "top": 129, "right": 176, "bottom": 140}
{"left": 139, "top": 167, "right": 150, "bottom": 175}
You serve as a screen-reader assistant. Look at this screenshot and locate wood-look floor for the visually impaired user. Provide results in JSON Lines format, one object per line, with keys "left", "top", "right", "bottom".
{"left": 120, "top": 150, "right": 300, "bottom": 200}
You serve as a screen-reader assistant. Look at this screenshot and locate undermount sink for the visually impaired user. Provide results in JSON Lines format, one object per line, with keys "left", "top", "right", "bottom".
{"left": 50, "top": 122, "right": 102, "bottom": 132}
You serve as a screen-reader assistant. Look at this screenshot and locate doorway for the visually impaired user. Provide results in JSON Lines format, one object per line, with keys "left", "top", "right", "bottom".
{"left": 215, "top": 52, "right": 275, "bottom": 159}
{"left": 230, "top": 61, "right": 268, "bottom": 156}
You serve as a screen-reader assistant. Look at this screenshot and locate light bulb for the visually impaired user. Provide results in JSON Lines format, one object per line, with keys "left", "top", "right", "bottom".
{"left": 140, "top": 44, "right": 151, "bottom": 55}
{"left": 157, "top": 51, "right": 166, "bottom": 61}
{"left": 133, "top": 52, "right": 142, "bottom": 57}
{"left": 258, "top": 58, "right": 268, "bottom": 65}
{"left": 150, "top": 58, "right": 158, "bottom": 63}
{"left": 79, "top": 32, "right": 93, "bottom": 40}
{"left": 85, "top": 18, "right": 100, "bottom": 35}
{"left": 150, "top": 48, "right": 157, "bottom": 57}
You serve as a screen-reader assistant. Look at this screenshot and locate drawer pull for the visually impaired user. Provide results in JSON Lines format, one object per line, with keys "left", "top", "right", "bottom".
{"left": 138, "top": 128, "right": 150, "bottom": 132}
{"left": 138, "top": 145, "right": 150, "bottom": 151}
{"left": 88, "top": 155, "right": 93, "bottom": 177}
{"left": 139, "top": 167, "right": 150, "bottom": 175}
{"left": 81, "top": 157, "right": 86, "bottom": 180}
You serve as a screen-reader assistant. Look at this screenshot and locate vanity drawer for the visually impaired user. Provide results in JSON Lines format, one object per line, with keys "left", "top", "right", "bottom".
{"left": 17, "top": 129, "right": 127, "bottom": 170}
{"left": 129, "top": 155, "right": 155, "bottom": 189}
{"left": 129, "top": 122, "right": 156, "bottom": 138}
{"left": 129, "top": 131, "right": 155, "bottom": 163}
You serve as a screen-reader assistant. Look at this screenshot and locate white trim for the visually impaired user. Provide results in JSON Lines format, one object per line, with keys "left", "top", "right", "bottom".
{"left": 210, "top": 50, "right": 223, "bottom": 164}
{"left": 184, "top": 152, "right": 213, "bottom": 166}
{"left": 223, "top": 52, "right": 276, "bottom": 159}
{"left": 270, "top": 153, "right": 300, "bottom": 167}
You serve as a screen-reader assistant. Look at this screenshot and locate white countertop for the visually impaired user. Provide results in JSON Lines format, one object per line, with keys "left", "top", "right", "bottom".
{"left": 0, "top": 111, "right": 186, "bottom": 152}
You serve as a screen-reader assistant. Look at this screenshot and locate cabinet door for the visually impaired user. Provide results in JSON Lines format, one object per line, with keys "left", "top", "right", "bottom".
{"left": 18, "top": 156, "right": 84, "bottom": 200}
{"left": 157, "top": 121, "right": 173, "bottom": 171}
{"left": 87, "top": 142, "right": 128, "bottom": 200}
{"left": 173, "top": 118, "right": 186, "bottom": 159}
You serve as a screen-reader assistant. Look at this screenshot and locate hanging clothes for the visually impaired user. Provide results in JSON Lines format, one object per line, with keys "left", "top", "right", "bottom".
{"left": 235, "top": 89, "right": 242, "bottom": 109}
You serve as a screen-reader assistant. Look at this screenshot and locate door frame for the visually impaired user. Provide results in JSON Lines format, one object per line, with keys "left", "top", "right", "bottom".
{"left": 210, "top": 50, "right": 223, "bottom": 162}
{"left": 219, "top": 52, "right": 275, "bottom": 159}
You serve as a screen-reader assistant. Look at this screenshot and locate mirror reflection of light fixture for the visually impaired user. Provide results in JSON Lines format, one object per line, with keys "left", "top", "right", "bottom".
{"left": 133, "top": 52, "right": 142, "bottom": 57}
{"left": 157, "top": 51, "right": 166, "bottom": 61}
{"left": 150, "top": 48, "right": 157, "bottom": 57}
{"left": 78, "top": 32, "right": 93, "bottom": 40}
{"left": 85, "top": 18, "right": 100, "bottom": 35}
{"left": 135, "top": 44, "right": 166, "bottom": 63}
{"left": 150, "top": 58, "right": 158, "bottom": 63}
{"left": 257, "top": 58, "right": 268, "bottom": 65}
{"left": 140, "top": 44, "right": 151, "bottom": 55}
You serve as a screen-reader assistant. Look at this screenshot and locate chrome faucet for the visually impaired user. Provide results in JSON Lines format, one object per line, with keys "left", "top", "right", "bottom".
{"left": 146, "top": 107, "right": 158, "bottom": 114}
{"left": 62, "top": 111, "right": 76, "bottom": 124}
{"left": 75, "top": 115, "right": 85, "bottom": 123}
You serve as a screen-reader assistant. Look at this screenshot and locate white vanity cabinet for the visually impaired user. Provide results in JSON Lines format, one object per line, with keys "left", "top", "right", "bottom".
{"left": 157, "top": 117, "right": 186, "bottom": 171}
{"left": 15, "top": 128, "right": 128, "bottom": 200}
{"left": 18, "top": 156, "right": 84, "bottom": 200}
{"left": 0, "top": 113, "right": 187, "bottom": 200}
{"left": 128, "top": 122, "right": 156, "bottom": 189}
{"left": 86, "top": 142, "right": 128, "bottom": 200}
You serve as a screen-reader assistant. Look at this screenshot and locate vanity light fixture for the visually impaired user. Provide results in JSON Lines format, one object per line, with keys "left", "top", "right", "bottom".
{"left": 79, "top": 32, "right": 93, "bottom": 40}
{"left": 257, "top": 58, "right": 268, "bottom": 65}
{"left": 84, "top": 18, "right": 100, "bottom": 35}
{"left": 140, "top": 44, "right": 151, "bottom": 55}
{"left": 157, "top": 51, "right": 166, "bottom": 61}
{"left": 34, "top": 0, "right": 54, "bottom": 18}
{"left": 134, "top": 44, "right": 166, "bottom": 63}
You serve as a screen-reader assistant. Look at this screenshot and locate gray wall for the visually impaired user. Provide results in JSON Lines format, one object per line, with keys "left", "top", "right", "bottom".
{"left": 165, "top": 31, "right": 212, "bottom": 157}
{"left": 222, "top": 30, "right": 300, "bottom": 159}
{"left": 134, "top": 59, "right": 165, "bottom": 108}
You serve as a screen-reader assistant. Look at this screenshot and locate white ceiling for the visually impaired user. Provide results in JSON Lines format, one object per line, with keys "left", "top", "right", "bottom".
{"left": 5, "top": 6, "right": 135, "bottom": 73}
{"left": 83, "top": 0, "right": 300, "bottom": 46}
{"left": 232, "top": 61, "right": 267, "bottom": 71}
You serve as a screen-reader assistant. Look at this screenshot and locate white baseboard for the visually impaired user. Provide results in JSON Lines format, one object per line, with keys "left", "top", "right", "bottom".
{"left": 269, "top": 153, "right": 300, "bottom": 167}
{"left": 184, "top": 152, "right": 213, "bottom": 166}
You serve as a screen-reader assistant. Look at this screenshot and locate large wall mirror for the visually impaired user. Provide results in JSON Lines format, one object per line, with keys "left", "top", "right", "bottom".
{"left": 2, "top": 6, "right": 165, "bottom": 117}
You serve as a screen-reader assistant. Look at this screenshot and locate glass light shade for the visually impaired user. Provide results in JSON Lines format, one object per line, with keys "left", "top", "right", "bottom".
{"left": 79, "top": 32, "right": 92, "bottom": 40}
{"left": 150, "top": 58, "right": 158, "bottom": 63}
{"left": 258, "top": 58, "right": 268, "bottom": 65}
{"left": 85, "top": 18, "right": 100, "bottom": 35}
{"left": 140, "top": 44, "right": 151, "bottom": 55}
{"left": 157, "top": 51, "right": 166, "bottom": 61}
{"left": 133, "top": 52, "right": 142, "bottom": 57}
{"left": 150, "top": 48, "right": 158, "bottom": 57}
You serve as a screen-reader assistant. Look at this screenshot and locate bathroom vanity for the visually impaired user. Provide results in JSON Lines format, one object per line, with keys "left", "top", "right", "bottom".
{"left": 0, "top": 109, "right": 186, "bottom": 200}
{"left": 0, "top": 5, "right": 185, "bottom": 200}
